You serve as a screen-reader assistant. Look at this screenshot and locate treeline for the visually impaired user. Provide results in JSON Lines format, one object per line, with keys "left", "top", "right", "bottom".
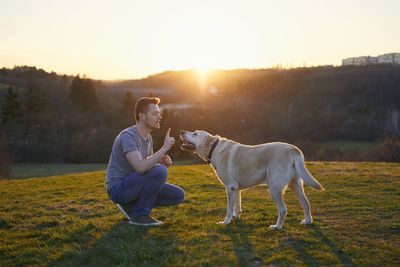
{"left": 0, "top": 65, "right": 400, "bottom": 169}
{"left": 0, "top": 66, "right": 136, "bottom": 164}
{"left": 114, "top": 65, "right": 400, "bottom": 142}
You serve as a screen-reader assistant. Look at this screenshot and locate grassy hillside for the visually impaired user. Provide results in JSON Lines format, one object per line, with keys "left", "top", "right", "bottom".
{"left": 1, "top": 163, "right": 399, "bottom": 266}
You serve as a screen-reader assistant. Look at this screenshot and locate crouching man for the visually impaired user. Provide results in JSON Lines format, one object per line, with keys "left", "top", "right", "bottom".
{"left": 106, "top": 97, "right": 185, "bottom": 226}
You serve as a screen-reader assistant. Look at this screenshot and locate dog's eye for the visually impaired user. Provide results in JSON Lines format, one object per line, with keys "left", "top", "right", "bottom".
{"left": 193, "top": 133, "right": 197, "bottom": 136}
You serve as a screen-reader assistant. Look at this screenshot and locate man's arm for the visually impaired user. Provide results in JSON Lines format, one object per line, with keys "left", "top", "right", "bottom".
{"left": 125, "top": 128, "right": 175, "bottom": 174}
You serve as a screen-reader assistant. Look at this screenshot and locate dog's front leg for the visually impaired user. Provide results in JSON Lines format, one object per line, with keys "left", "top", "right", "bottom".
{"left": 218, "top": 185, "right": 238, "bottom": 225}
{"left": 233, "top": 190, "right": 242, "bottom": 219}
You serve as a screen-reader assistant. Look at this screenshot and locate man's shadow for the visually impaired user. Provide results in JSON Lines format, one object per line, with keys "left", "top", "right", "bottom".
{"left": 50, "top": 221, "right": 179, "bottom": 266}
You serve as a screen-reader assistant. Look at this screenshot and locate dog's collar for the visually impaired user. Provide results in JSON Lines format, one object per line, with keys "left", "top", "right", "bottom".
{"left": 207, "top": 139, "right": 219, "bottom": 164}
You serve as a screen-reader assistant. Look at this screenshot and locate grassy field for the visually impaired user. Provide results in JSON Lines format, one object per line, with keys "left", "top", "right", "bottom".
{"left": 0, "top": 162, "right": 399, "bottom": 266}
{"left": 10, "top": 164, "right": 108, "bottom": 179}
{"left": 320, "top": 141, "right": 376, "bottom": 152}
{"left": 10, "top": 162, "right": 196, "bottom": 179}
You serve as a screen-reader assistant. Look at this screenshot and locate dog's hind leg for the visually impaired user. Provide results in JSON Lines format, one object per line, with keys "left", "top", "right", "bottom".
{"left": 289, "top": 177, "right": 313, "bottom": 224}
{"left": 268, "top": 177, "right": 288, "bottom": 229}
{"left": 233, "top": 190, "right": 242, "bottom": 219}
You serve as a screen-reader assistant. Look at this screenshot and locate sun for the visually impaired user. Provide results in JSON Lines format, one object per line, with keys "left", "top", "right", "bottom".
{"left": 193, "top": 67, "right": 211, "bottom": 91}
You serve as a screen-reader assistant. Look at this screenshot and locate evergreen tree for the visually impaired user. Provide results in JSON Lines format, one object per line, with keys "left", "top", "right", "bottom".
{"left": 20, "top": 84, "right": 53, "bottom": 160}
{"left": 120, "top": 91, "right": 135, "bottom": 126}
{"left": 1, "top": 86, "right": 21, "bottom": 125}
{"left": 25, "top": 85, "right": 50, "bottom": 115}
{"left": 82, "top": 77, "right": 98, "bottom": 111}
{"left": 68, "top": 75, "right": 98, "bottom": 112}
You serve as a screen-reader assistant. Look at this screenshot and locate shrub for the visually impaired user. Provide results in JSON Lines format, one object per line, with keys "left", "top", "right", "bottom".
{"left": 0, "top": 134, "right": 12, "bottom": 179}
{"left": 372, "top": 137, "right": 400, "bottom": 162}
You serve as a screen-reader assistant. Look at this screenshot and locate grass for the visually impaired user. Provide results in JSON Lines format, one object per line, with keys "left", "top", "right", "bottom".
{"left": 321, "top": 141, "right": 376, "bottom": 152}
{"left": 10, "top": 162, "right": 196, "bottom": 179}
{"left": 1, "top": 162, "right": 399, "bottom": 266}
{"left": 10, "top": 163, "right": 108, "bottom": 179}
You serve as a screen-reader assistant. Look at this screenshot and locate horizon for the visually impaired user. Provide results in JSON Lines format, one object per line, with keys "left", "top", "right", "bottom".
{"left": 2, "top": 64, "right": 340, "bottom": 81}
{"left": 2, "top": 57, "right": 399, "bottom": 82}
{"left": 1, "top": 0, "right": 400, "bottom": 80}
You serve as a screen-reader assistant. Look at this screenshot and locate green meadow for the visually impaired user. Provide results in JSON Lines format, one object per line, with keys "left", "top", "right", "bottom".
{"left": 1, "top": 162, "right": 399, "bottom": 266}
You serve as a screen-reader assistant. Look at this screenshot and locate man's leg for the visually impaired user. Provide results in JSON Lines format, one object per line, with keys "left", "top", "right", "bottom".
{"left": 154, "top": 183, "right": 185, "bottom": 207}
{"left": 115, "top": 164, "right": 168, "bottom": 217}
{"left": 116, "top": 182, "right": 184, "bottom": 220}
{"left": 132, "top": 165, "right": 168, "bottom": 217}
{"left": 110, "top": 165, "right": 185, "bottom": 225}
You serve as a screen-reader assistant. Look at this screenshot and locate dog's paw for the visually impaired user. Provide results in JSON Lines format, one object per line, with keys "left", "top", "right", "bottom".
{"left": 233, "top": 210, "right": 242, "bottom": 218}
{"left": 300, "top": 219, "right": 313, "bottom": 224}
{"left": 268, "top": 225, "right": 281, "bottom": 230}
{"left": 217, "top": 217, "right": 232, "bottom": 225}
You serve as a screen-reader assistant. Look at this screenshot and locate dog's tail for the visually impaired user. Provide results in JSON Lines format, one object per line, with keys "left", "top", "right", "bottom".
{"left": 294, "top": 154, "right": 324, "bottom": 190}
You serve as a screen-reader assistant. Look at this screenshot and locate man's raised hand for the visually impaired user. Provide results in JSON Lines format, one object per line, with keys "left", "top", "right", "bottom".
{"left": 163, "top": 128, "right": 175, "bottom": 151}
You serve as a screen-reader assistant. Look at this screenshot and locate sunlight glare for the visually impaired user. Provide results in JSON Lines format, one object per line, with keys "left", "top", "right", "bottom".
{"left": 194, "top": 67, "right": 211, "bottom": 92}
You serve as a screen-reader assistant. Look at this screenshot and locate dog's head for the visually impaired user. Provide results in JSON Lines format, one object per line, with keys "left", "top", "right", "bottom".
{"left": 180, "top": 130, "right": 219, "bottom": 161}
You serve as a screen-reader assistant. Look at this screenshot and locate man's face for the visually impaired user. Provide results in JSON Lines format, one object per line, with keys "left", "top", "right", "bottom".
{"left": 142, "top": 103, "right": 162, "bottom": 130}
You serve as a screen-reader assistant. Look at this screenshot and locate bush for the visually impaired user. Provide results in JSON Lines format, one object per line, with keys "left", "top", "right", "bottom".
{"left": 0, "top": 134, "right": 12, "bottom": 179}
{"left": 372, "top": 137, "right": 400, "bottom": 162}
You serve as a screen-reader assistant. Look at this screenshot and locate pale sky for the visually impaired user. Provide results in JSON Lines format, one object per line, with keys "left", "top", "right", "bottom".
{"left": 1, "top": 0, "right": 399, "bottom": 80}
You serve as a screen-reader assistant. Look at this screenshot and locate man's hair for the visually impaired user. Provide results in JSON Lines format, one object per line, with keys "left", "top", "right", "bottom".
{"left": 134, "top": 97, "right": 160, "bottom": 122}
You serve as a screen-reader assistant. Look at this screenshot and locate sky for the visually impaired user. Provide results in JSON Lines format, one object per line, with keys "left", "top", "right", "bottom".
{"left": 1, "top": 0, "right": 399, "bottom": 80}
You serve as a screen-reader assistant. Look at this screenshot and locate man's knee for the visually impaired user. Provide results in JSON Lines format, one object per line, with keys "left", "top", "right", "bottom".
{"left": 176, "top": 188, "right": 185, "bottom": 204}
{"left": 149, "top": 164, "right": 168, "bottom": 182}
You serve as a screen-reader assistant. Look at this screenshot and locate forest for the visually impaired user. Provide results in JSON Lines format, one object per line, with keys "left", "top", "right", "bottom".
{"left": 1, "top": 65, "right": 399, "bottom": 166}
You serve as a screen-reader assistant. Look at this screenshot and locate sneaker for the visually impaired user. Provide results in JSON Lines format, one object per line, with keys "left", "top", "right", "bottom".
{"left": 116, "top": 204, "right": 132, "bottom": 221}
{"left": 128, "top": 215, "right": 164, "bottom": 226}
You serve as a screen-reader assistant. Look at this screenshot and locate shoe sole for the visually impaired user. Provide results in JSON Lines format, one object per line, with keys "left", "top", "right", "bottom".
{"left": 128, "top": 220, "right": 164, "bottom": 226}
{"left": 116, "top": 204, "right": 131, "bottom": 221}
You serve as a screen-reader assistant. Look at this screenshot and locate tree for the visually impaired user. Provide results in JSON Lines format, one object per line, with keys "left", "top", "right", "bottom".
{"left": 68, "top": 75, "right": 98, "bottom": 112}
{"left": 1, "top": 86, "right": 21, "bottom": 125}
{"left": 25, "top": 84, "right": 50, "bottom": 115}
{"left": 119, "top": 92, "right": 135, "bottom": 127}
{"left": 23, "top": 85, "right": 52, "bottom": 136}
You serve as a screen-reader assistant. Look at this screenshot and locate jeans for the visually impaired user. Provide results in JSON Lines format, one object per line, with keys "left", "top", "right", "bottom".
{"left": 107, "top": 164, "right": 185, "bottom": 217}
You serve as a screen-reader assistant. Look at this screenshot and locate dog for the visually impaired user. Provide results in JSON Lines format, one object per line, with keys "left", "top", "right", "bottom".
{"left": 180, "top": 130, "right": 324, "bottom": 229}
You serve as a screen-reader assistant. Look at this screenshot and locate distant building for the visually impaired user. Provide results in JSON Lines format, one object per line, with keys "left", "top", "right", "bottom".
{"left": 377, "top": 53, "right": 400, "bottom": 64}
{"left": 342, "top": 52, "right": 400, "bottom": 66}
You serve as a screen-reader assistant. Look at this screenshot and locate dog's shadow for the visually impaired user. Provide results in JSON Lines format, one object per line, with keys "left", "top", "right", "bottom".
{"left": 218, "top": 220, "right": 356, "bottom": 266}
{"left": 307, "top": 224, "right": 355, "bottom": 266}
{"left": 217, "top": 219, "right": 263, "bottom": 266}
{"left": 282, "top": 224, "right": 356, "bottom": 266}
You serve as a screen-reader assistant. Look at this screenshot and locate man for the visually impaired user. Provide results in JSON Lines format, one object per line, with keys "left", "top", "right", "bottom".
{"left": 106, "top": 97, "right": 185, "bottom": 226}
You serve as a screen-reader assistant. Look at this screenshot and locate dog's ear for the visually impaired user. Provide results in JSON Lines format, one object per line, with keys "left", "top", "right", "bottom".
{"left": 204, "top": 134, "right": 218, "bottom": 149}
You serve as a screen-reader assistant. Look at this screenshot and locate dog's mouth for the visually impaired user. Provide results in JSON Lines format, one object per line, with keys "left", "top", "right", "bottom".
{"left": 180, "top": 135, "right": 196, "bottom": 150}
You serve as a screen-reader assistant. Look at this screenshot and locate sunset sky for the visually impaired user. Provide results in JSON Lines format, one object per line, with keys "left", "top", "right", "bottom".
{"left": 1, "top": 0, "right": 399, "bottom": 80}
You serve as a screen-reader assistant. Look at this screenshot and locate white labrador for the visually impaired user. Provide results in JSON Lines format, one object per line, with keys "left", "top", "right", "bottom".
{"left": 180, "top": 130, "right": 324, "bottom": 229}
